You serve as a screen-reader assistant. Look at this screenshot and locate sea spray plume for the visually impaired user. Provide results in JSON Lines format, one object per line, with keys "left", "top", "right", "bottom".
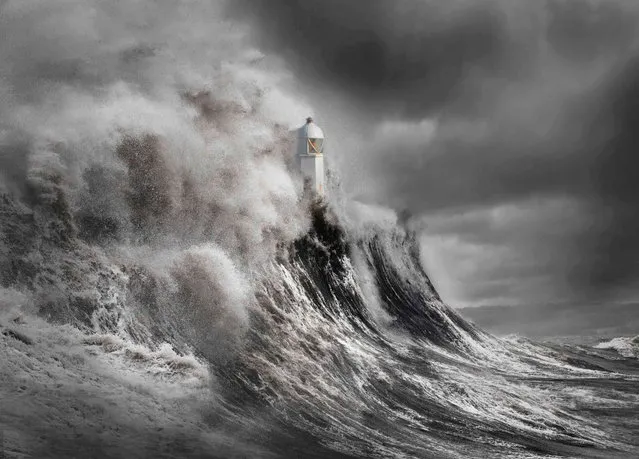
{"left": 0, "top": 0, "right": 311, "bottom": 348}
{"left": 0, "top": 0, "right": 307, "bottom": 247}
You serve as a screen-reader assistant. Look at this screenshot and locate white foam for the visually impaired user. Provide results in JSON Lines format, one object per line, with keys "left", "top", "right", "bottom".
{"left": 595, "top": 336, "right": 639, "bottom": 358}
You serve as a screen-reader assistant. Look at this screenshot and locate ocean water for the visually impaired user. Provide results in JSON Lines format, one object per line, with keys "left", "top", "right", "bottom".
{"left": 1, "top": 196, "right": 638, "bottom": 459}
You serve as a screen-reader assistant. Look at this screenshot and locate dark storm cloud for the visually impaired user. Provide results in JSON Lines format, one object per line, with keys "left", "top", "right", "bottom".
{"left": 545, "top": 0, "right": 638, "bottom": 62}
{"left": 230, "top": 1, "right": 637, "bottom": 116}
{"left": 227, "top": 0, "right": 525, "bottom": 118}
{"left": 230, "top": 0, "right": 639, "bottom": 304}
{"left": 577, "top": 55, "right": 639, "bottom": 292}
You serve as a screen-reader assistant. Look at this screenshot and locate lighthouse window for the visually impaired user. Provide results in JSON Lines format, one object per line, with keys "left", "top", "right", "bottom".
{"left": 308, "top": 138, "right": 323, "bottom": 154}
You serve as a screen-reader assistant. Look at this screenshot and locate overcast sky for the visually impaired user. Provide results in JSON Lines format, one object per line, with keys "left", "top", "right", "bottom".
{"left": 228, "top": 0, "right": 639, "bottom": 307}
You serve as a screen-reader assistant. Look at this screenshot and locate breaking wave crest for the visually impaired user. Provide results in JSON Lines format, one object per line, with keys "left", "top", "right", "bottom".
{"left": 595, "top": 336, "right": 639, "bottom": 359}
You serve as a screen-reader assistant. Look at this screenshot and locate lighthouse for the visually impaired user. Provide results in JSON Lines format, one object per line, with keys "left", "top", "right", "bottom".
{"left": 296, "top": 117, "right": 325, "bottom": 196}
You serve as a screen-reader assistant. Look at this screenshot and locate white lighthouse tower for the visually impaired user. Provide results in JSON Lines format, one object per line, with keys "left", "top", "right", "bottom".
{"left": 296, "top": 117, "right": 325, "bottom": 196}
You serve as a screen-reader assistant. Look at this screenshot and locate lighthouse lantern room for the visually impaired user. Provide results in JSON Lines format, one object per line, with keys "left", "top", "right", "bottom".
{"left": 296, "top": 117, "right": 325, "bottom": 196}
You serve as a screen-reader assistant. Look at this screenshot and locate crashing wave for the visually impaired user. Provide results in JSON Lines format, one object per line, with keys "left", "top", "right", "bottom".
{"left": 595, "top": 336, "right": 639, "bottom": 358}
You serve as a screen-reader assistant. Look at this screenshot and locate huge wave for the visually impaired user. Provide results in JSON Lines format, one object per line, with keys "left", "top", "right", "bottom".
{"left": 2, "top": 175, "right": 638, "bottom": 458}
{"left": 1, "top": 2, "right": 638, "bottom": 457}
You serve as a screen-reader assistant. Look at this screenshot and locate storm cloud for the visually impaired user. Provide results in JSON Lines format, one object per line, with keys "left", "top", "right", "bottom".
{"left": 230, "top": 0, "right": 639, "bottom": 306}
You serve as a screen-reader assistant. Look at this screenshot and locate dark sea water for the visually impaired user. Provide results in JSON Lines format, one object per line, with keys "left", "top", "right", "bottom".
{"left": 1, "top": 197, "right": 638, "bottom": 459}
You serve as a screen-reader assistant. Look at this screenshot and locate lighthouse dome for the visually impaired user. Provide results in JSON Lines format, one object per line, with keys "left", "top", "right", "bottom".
{"left": 298, "top": 117, "right": 324, "bottom": 139}
{"left": 296, "top": 117, "right": 325, "bottom": 156}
